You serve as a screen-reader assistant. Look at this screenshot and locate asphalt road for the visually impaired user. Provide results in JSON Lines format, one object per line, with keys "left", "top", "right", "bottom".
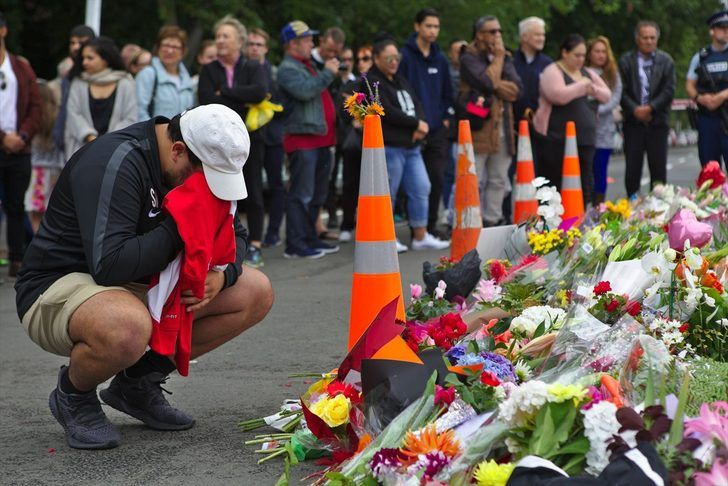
{"left": 0, "top": 146, "right": 702, "bottom": 485}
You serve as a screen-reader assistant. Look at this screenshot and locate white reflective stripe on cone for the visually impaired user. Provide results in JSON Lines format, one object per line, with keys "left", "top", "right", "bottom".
{"left": 517, "top": 137, "right": 532, "bottom": 161}
{"left": 562, "top": 175, "right": 582, "bottom": 190}
{"left": 359, "top": 148, "right": 390, "bottom": 196}
{"left": 513, "top": 182, "right": 536, "bottom": 200}
{"left": 458, "top": 142, "right": 476, "bottom": 173}
{"left": 354, "top": 240, "right": 400, "bottom": 274}
{"left": 455, "top": 206, "right": 482, "bottom": 229}
{"left": 564, "top": 136, "right": 578, "bottom": 156}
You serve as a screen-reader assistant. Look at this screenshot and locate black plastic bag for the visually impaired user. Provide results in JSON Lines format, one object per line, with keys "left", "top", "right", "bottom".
{"left": 423, "top": 249, "right": 482, "bottom": 301}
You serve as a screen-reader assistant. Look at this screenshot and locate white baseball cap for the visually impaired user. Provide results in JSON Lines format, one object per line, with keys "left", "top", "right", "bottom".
{"left": 179, "top": 104, "right": 250, "bottom": 201}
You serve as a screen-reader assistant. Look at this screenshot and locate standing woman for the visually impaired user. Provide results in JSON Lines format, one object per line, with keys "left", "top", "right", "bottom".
{"left": 533, "top": 34, "right": 610, "bottom": 205}
{"left": 365, "top": 37, "right": 449, "bottom": 251}
{"left": 136, "top": 25, "right": 195, "bottom": 120}
{"left": 64, "top": 37, "right": 137, "bottom": 161}
{"left": 198, "top": 15, "right": 267, "bottom": 267}
{"left": 586, "top": 36, "right": 622, "bottom": 204}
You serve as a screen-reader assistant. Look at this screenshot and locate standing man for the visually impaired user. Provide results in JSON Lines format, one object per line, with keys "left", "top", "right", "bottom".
{"left": 399, "top": 7, "right": 454, "bottom": 241}
{"left": 505, "top": 16, "right": 552, "bottom": 223}
{"left": 0, "top": 11, "right": 41, "bottom": 277}
{"left": 52, "top": 24, "right": 95, "bottom": 153}
{"left": 686, "top": 10, "right": 728, "bottom": 169}
{"left": 15, "top": 105, "right": 274, "bottom": 449}
{"left": 277, "top": 21, "right": 340, "bottom": 259}
{"left": 619, "top": 20, "right": 675, "bottom": 199}
{"left": 246, "top": 28, "right": 286, "bottom": 248}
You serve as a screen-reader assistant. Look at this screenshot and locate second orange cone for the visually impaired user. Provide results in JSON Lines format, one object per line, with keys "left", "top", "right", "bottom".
{"left": 513, "top": 120, "right": 538, "bottom": 224}
{"left": 451, "top": 120, "right": 482, "bottom": 261}
{"left": 561, "top": 121, "right": 585, "bottom": 221}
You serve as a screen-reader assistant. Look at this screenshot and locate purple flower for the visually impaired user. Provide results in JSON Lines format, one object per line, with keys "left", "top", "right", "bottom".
{"left": 369, "top": 448, "right": 402, "bottom": 478}
{"left": 685, "top": 401, "right": 728, "bottom": 447}
{"left": 479, "top": 352, "right": 517, "bottom": 382}
{"left": 446, "top": 344, "right": 466, "bottom": 364}
{"left": 694, "top": 459, "right": 728, "bottom": 486}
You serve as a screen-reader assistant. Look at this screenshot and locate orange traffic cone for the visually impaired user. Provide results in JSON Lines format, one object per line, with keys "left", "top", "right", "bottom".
{"left": 561, "top": 121, "right": 584, "bottom": 221}
{"left": 451, "top": 120, "right": 482, "bottom": 262}
{"left": 513, "top": 120, "right": 538, "bottom": 224}
{"left": 348, "top": 115, "right": 406, "bottom": 350}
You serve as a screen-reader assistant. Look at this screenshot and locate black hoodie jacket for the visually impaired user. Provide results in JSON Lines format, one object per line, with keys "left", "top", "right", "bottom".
{"left": 15, "top": 118, "right": 249, "bottom": 319}
{"left": 364, "top": 65, "right": 425, "bottom": 148}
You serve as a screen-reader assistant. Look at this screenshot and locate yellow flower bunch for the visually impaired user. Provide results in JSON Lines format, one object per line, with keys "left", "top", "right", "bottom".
{"left": 527, "top": 229, "right": 565, "bottom": 255}
{"left": 309, "top": 393, "right": 351, "bottom": 427}
{"left": 473, "top": 460, "right": 515, "bottom": 486}
{"left": 566, "top": 227, "right": 582, "bottom": 247}
{"left": 547, "top": 383, "right": 588, "bottom": 405}
{"left": 605, "top": 198, "right": 631, "bottom": 219}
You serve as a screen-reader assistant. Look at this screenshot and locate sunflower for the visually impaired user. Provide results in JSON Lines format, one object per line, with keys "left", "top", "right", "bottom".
{"left": 366, "top": 103, "right": 385, "bottom": 117}
{"left": 400, "top": 425, "right": 460, "bottom": 462}
{"left": 343, "top": 93, "right": 362, "bottom": 120}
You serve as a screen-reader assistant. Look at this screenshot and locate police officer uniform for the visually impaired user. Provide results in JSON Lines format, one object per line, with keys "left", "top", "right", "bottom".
{"left": 688, "top": 10, "right": 728, "bottom": 166}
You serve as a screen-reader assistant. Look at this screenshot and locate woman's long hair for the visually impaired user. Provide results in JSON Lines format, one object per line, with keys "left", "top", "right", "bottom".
{"left": 35, "top": 81, "right": 58, "bottom": 152}
{"left": 69, "top": 36, "right": 125, "bottom": 80}
{"left": 586, "top": 35, "right": 618, "bottom": 89}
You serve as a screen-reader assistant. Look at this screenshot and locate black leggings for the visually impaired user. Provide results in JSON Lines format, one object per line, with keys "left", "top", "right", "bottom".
{"left": 0, "top": 152, "right": 31, "bottom": 262}
{"left": 240, "top": 138, "right": 265, "bottom": 242}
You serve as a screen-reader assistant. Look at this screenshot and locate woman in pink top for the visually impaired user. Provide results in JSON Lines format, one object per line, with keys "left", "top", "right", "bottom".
{"left": 533, "top": 34, "right": 610, "bottom": 205}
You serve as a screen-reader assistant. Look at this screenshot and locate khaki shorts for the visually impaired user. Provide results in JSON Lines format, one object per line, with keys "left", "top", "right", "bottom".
{"left": 21, "top": 272, "right": 148, "bottom": 357}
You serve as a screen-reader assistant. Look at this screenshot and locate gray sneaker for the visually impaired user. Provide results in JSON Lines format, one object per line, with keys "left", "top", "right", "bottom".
{"left": 99, "top": 372, "right": 195, "bottom": 431}
{"left": 48, "top": 366, "right": 121, "bottom": 449}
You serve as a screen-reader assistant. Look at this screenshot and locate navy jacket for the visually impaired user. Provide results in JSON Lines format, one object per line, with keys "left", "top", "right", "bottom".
{"left": 512, "top": 48, "right": 552, "bottom": 122}
{"left": 398, "top": 34, "right": 454, "bottom": 131}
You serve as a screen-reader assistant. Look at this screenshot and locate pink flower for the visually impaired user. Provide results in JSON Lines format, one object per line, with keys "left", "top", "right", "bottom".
{"left": 434, "top": 385, "right": 456, "bottom": 407}
{"left": 355, "top": 92, "right": 366, "bottom": 104}
{"left": 434, "top": 280, "right": 447, "bottom": 299}
{"left": 475, "top": 278, "right": 502, "bottom": 303}
{"left": 685, "top": 401, "right": 728, "bottom": 447}
{"left": 694, "top": 459, "right": 728, "bottom": 486}
{"left": 410, "top": 283, "right": 423, "bottom": 300}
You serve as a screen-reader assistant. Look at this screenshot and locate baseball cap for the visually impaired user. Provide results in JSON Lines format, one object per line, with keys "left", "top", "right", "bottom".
{"left": 281, "top": 20, "right": 318, "bottom": 44}
{"left": 708, "top": 10, "right": 728, "bottom": 27}
{"left": 180, "top": 104, "right": 250, "bottom": 201}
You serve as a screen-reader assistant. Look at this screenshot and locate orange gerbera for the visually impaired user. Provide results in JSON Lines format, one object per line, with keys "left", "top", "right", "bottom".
{"left": 366, "top": 103, "right": 385, "bottom": 116}
{"left": 400, "top": 425, "right": 460, "bottom": 462}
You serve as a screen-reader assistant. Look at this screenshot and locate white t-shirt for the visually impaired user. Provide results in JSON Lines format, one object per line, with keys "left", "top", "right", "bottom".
{"left": 0, "top": 53, "right": 19, "bottom": 133}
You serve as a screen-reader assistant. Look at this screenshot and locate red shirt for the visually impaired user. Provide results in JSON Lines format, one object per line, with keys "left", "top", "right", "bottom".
{"left": 283, "top": 56, "right": 336, "bottom": 153}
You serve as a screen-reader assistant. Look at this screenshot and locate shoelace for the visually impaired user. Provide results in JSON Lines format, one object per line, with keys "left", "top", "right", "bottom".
{"left": 138, "top": 375, "right": 174, "bottom": 406}
{"left": 68, "top": 393, "right": 109, "bottom": 428}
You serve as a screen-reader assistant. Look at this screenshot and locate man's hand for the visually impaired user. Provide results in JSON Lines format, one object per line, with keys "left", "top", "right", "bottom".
{"left": 181, "top": 270, "right": 225, "bottom": 313}
{"left": 324, "top": 58, "right": 340, "bottom": 74}
{"left": 491, "top": 37, "right": 506, "bottom": 58}
{"left": 2, "top": 132, "right": 25, "bottom": 153}
{"left": 634, "top": 105, "right": 653, "bottom": 122}
{"left": 417, "top": 119, "right": 429, "bottom": 135}
{"left": 698, "top": 93, "right": 726, "bottom": 111}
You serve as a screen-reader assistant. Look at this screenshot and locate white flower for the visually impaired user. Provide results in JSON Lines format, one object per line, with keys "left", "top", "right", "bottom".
{"left": 498, "top": 380, "right": 550, "bottom": 427}
{"left": 514, "top": 360, "right": 533, "bottom": 382}
{"left": 684, "top": 248, "right": 703, "bottom": 271}
{"left": 510, "top": 306, "right": 566, "bottom": 337}
{"left": 704, "top": 295, "right": 716, "bottom": 308}
{"left": 532, "top": 176, "right": 549, "bottom": 188}
{"left": 434, "top": 280, "right": 447, "bottom": 299}
{"left": 684, "top": 287, "right": 703, "bottom": 312}
{"left": 641, "top": 251, "right": 674, "bottom": 282}
{"left": 582, "top": 401, "right": 619, "bottom": 476}
{"left": 505, "top": 437, "right": 522, "bottom": 454}
{"left": 536, "top": 186, "right": 558, "bottom": 203}
{"left": 663, "top": 248, "right": 677, "bottom": 263}
{"left": 719, "top": 318, "right": 728, "bottom": 328}
{"left": 510, "top": 315, "right": 538, "bottom": 336}
{"left": 537, "top": 204, "right": 556, "bottom": 219}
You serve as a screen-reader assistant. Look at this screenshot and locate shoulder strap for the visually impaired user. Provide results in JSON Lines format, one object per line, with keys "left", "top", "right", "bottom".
{"left": 147, "top": 68, "right": 158, "bottom": 117}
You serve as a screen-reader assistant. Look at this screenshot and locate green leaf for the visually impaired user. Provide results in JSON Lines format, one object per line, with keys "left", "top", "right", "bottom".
{"left": 490, "top": 319, "right": 511, "bottom": 335}
{"left": 546, "top": 404, "right": 578, "bottom": 457}
{"left": 553, "top": 436, "right": 590, "bottom": 456}
{"left": 533, "top": 321, "right": 546, "bottom": 339}
{"left": 529, "top": 405, "right": 556, "bottom": 456}
{"left": 668, "top": 370, "right": 691, "bottom": 446}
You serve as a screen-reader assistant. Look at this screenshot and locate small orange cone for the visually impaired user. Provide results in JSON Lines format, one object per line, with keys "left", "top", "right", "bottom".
{"left": 561, "top": 121, "right": 584, "bottom": 221}
{"left": 348, "top": 115, "right": 406, "bottom": 350}
{"left": 451, "top": 120, "right": 483, "bottom": 262}
{"left": 513, "top": 120, "right": 538, "bottom": 224}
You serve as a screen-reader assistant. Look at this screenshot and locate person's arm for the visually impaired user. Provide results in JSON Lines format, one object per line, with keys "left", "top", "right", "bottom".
{"left": 649, "top": 54, "right": 675, "bottom": 114}
{"left": 277, "top": 62, "right": 335, "bottom": 101}
{"left": 618, "top": 54, "right": 639, "bottom": 115}
{"left": 71, "top": 150, "right": 183, "bottom": 286}
{"left": 539, "top": 64, "right": 589, "bottom": 105}
{"left": 496, "top": 57, "right": 522, "bottom": 102}
{"left": 220, "top": 61, "right": 268, "bottom": 104}
{"left": 440, "top": 58, "right": 455, "bottom": 122}
{"left": 18, "top": 61, "right": 42, "bottom": 142}
{"left": 586, "top": 68, "right": 612, "bottom": 104}
{"left": 460, "top": 53, "right": 495, "bottom": 95}
{"left": 599, "top": 74, "right": 622, "bottom": 115}
{"left": 65, "top": 80, "right": 97, "bottom": 145}
{"left": 135, "top": 65, "right": 154, "bottom": 121}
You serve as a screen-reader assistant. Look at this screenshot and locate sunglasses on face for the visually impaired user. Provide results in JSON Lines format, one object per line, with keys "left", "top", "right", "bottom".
{"left": 357, "top": 56, "right": 372, "bottom": 62}
{"left": 481, "top": 28, "right": 503, "bottom": 35}
{"left": 384, "top": 54, "right": 402, "bottom": 63}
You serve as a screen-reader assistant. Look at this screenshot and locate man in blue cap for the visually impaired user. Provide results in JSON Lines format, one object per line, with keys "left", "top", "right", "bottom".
{"left": 686, "top": 10, "right": 728, "bottom": 169}
{"left": 277, "top": 21, "right": 341, "bottom": 259}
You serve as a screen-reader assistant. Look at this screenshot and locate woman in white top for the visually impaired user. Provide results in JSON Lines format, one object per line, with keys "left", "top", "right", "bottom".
{"left": 64, "top": 36, "right": 136, "bottom": 161}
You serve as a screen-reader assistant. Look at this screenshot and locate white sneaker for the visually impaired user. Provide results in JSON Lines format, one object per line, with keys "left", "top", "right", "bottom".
{"left": 339, "top": 230, "right": 352, "bottom": 243}
{"left": 411, "top": 232, "right": 450, "bottom": 251}
{"left": 395, "top": 239, "right": 408, "bottom": 253}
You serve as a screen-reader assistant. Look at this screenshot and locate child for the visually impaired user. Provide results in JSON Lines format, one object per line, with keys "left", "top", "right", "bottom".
{"left": 25, "top": 80, "right": 64, "bottom": 233}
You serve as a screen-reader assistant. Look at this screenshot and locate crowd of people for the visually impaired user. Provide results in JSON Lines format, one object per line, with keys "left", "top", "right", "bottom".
{"left": 2, "top": 8, "right": 728, "bottom": 274}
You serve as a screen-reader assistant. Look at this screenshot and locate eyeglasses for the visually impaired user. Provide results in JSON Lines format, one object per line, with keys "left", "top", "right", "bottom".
{"left": 357, "top": 56, "right": 372, "bottom": 62}
{"left": 480, "top": 28, "right": 503, "bottom": 35}
{"left": 384, "top": 54, "right": 402, "bottom": 63}
{"left": 160, "top": 43, "right": 183, "bottom": 51}
{"left": 247, "top": 42, "right": 266, "bottom": 47}
{"left": 0, "top": 71, "right": 5, "bottom": 91}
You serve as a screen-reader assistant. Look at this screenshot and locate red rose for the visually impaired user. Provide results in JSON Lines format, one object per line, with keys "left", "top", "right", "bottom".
{"left": 625, "top": 301, "right": 642, "bottom": 317}
{"left": 480, "top": 371, "right": 501, "bottom": 387}
{"left": 326, "top": 381, "right": 362, "bottom": 404}
{"left": 679, "top": 323, "right": 689, "bottom": 333}
{"left": 697, "top": 160, "right": 727, "bottom": 189}
{"left": 434, "top": 385, "right": 456, "bottom": 406}
{"left": 605, "top": 299, "right": 620, "bottom": 313}
{"left": 594, "top": 281, "right": 612, "bottom": 296}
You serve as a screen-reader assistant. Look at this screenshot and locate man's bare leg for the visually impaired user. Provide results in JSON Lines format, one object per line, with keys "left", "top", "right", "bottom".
{"left": 67, "top": 290, "right": 152, "bottom": 391}
{"left": 191, "top": 267, "right": 273, "bottom": 358}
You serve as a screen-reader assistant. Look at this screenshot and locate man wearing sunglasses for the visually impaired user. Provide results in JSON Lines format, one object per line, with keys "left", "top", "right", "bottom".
{"left": 0, "top": 11, "right": 41, "bottom": 277}
{"left": 399, "top": 8, "right": 454, "bottom": 242}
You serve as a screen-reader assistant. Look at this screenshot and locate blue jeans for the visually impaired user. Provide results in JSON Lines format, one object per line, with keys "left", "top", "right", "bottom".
{"left": 697, "top": 115, "right": 728, "bottom": 168}
{"left": 593, "top": 148, "right": 612, "bottom": 196}
{"left": 385, "top": 145, "right": 430, "bottom": 229}
{"left": 285, "top": 147, "right": 331, "bottom": 251}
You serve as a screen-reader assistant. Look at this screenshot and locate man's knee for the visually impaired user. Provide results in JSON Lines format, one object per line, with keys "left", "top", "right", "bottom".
{"left": 239, "top": 267, "right": 274, "bottom": 323}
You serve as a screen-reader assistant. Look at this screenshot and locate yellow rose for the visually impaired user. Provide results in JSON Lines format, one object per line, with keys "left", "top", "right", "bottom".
{"left": 310, "top": 394, "right": 351, "bottom": 428}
